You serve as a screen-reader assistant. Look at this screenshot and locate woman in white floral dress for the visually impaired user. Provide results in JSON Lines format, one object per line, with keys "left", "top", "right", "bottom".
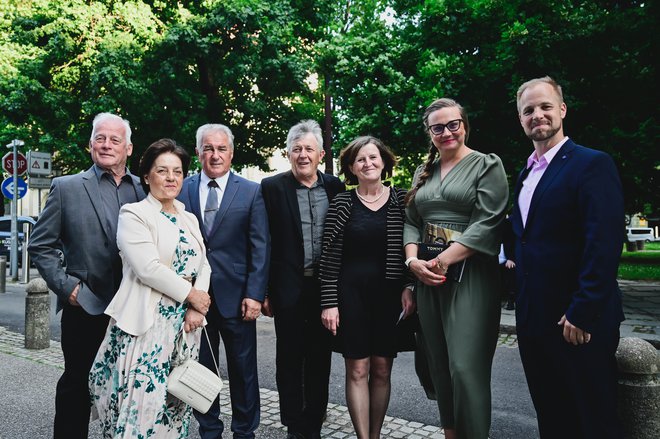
{"left": 89, "top": 139, "right": 212, "bottom": 438}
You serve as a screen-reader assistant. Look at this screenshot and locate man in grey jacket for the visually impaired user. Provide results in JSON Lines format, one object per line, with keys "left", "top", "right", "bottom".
{"left": 29, "top": 113, "right": 145, "bottom": 439}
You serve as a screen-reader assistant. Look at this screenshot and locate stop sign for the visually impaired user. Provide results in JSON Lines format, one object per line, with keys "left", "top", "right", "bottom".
{"left": 2, "top": 152, "right": 28, "bottom": 175}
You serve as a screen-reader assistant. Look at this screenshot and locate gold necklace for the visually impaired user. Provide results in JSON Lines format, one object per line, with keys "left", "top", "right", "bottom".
{"left": 356, "top": 184, "right": 386, "bottom": 204}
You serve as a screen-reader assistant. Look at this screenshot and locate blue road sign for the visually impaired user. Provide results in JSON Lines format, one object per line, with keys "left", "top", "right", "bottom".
{"left": 1, "top": 176, "right": 28, "bottom": 200}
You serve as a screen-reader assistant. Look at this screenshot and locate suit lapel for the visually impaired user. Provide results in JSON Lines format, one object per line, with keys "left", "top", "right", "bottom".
{"left": 511, "top": 166, "right": 531, "bottom": 233}
{"left": 210, "top": 171, "right": 238, "bottom": 235}
{"left": 525, "top": 140, "right": 575, "bottom": 228}
{"left": 187, "top": 174, "right": 202, "bottom": 220}
{"left": 81, "top": 168, "right": 110, "bottom": 240}
{"left": 284, "top": 171, "right": 304, "bottom": 241}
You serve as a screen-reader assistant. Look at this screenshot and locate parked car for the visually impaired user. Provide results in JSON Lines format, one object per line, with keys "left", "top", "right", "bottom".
{"left": 626, "top": 227, "right": 656, "bottom": 243}
{"left": 0, "top": 215, "right": 37, "bottom": 266}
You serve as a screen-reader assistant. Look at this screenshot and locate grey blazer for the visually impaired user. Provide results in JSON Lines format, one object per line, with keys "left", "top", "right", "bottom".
{"left": 28, "top": 166, "right": 145, "bottom": 314}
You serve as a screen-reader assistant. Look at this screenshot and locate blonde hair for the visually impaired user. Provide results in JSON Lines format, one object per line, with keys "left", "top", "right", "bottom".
{"left": 516, "top": 76, "right": 564, "bottom": 112}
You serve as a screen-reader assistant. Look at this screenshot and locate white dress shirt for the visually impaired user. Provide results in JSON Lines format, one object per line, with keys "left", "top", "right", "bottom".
{"left": 199, "top": 171, "right": 230, "bottom": 212}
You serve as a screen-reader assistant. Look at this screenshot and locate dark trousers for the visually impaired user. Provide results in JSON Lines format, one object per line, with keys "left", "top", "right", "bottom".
{"left": 54, "top": 303, "right": 109, "bottom": 439}
{"left": 273, "top": 277, "right": 331, "bottom": 437}
{"left": 195, "top": 295, "right": 260, "bottom": 439}
{"left": 499, "top": 263, "right": 516, "bottom": 302}
{"left": 518, "top": 328, "right": 623, "bottom": 439}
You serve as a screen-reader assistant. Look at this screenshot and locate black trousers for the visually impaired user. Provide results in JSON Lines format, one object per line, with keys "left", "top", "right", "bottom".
{"left": 499, "top": 263, "right": 516, "bottom": 300}
{"left": 54, "top": 303, "right": 109, "bottom": 439}
{"left": 274, "top": 277, "right": 332, "bottom": 437}
{"left": 518, "top": 327, "right": 623, "bottom": 439}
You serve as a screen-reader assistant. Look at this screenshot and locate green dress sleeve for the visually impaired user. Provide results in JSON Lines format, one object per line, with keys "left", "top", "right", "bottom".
{"left": 454, "top": 153, "right": 509, "bottom": 256}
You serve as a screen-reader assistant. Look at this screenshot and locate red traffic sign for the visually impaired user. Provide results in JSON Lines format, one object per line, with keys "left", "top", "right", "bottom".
{"left": 2, "top": 152, "right": 28, "bottom": 176}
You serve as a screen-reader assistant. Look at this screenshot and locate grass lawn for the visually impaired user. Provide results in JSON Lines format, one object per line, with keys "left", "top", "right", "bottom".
{"left": 643, "top": 242, "right": 660, "bottom": 251}
{"left": 619, "top": 241, "right": 660, "bottom": 281}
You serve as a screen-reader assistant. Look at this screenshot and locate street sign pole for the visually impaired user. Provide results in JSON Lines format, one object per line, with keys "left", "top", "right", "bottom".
{"left": 6, "top": 139, "right": 24, "bottom": 280}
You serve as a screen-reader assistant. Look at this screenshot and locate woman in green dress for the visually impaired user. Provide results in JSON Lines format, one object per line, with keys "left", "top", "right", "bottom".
{"left": 403, "top": 98, "right": 508, "bottom": 439}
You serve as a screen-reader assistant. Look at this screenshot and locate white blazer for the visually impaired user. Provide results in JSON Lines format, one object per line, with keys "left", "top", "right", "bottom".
{"left": 105, "top": 193, "right": 212, "bottom": 336}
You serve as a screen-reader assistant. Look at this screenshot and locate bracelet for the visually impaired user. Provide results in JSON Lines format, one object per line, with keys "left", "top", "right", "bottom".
{"left": 404, "top": 256, "right": 418, "bottom": 268}
{"left": 435, "top": 257, "right": 449, "bottom": 274}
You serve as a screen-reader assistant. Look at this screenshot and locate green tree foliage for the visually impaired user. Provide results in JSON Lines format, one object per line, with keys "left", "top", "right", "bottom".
{"left": 138, "top": 0, "right": 328, "bottom": 169}
{"left": 322, "top": 0, "right": 657, "bottom": 213}
{"left": 316, "top": 0, "right": 425, "bottom": 180}
{"left": 1, "top": 0, "right": 163, "bottom": 172}
{"left": 0, "top": 0, "right": 330, "bottom": 172}
{"left": 1, "top": 0, "right": 656, "bottom": 214}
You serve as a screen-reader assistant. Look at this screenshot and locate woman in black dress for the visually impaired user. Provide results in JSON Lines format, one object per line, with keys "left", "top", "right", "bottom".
{"left": 320, "top": 136, "right": 415, "bottom": 439}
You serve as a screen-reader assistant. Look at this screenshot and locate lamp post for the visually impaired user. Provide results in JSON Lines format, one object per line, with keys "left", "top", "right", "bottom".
{"left": 6, "top": 139, "right": 25, "bottom": 280}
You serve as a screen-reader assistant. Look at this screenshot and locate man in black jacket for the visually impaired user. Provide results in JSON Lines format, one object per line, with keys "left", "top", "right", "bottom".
{"left": 261, "top": 120, "right": 345, "bottom": 439}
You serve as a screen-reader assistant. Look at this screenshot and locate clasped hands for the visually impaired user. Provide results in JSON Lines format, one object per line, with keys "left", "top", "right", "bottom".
{"left": 184, "top": 287, "right": 211, "bottom": 333}
{"left": 409, "top": 256, "right": 447, "bottom": 286}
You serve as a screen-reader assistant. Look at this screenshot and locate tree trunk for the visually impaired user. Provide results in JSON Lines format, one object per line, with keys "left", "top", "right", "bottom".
{"left": 323, "top": 74, "right": 334, "bottom": 175}
{"left": 197, "top": 57, "right": 222, "bottom": 122}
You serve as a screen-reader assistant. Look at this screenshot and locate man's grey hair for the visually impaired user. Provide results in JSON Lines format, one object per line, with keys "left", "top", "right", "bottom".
{"left": 516, "top": 76, "right": 564, "bottom": 113}
{"left": 286, "top": 120, "right": 323, "bottom": 154}
{"left": 195, "top": 124, "right": 235, "bottom": 153}
{"left": 90, "top": 113, "right": 132, "bottom": 144}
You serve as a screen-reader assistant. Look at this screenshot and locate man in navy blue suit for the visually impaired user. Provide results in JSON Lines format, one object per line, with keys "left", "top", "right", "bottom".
{"left": 178, "top": 124, "right": 270, "bottom": 439}
{"left": 510, "top": 76, "right": 624, "bottom": 438}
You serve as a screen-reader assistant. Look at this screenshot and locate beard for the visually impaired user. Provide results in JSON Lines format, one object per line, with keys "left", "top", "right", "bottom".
{"left": 528, "top": 124, "right": 561, "bottom": 142}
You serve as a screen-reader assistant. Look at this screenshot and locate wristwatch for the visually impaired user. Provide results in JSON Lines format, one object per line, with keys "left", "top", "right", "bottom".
{"left": 404, "top": 256, "right": 418, "bottom": 268}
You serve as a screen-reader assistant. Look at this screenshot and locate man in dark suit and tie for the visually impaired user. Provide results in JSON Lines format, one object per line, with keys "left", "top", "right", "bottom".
{"left": 510, "top": 76, "right": 625, "bottom": 438}
{"left": 261, "top": 120, "right": 345, "bottom": 439}
{"left": 29, "top": 113, "right": 145, "bottom": 438}
{"left": 178, "top": 123, "right": 270, "bottom": 439}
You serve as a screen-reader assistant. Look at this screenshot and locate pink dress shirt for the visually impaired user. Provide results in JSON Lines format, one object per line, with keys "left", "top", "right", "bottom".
{"left": 518, "top": 137, "right": 569, "bottom": 227}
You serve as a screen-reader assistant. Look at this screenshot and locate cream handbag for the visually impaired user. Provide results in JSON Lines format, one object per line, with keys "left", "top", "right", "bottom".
{"left": 168, "top": 327, "right": 223, "bottom": 413}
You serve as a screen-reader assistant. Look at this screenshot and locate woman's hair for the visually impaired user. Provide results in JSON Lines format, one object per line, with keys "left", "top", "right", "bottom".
{"left": 138, "top": 138, "right": 190, "bottom": 194}
{"left": 338, "top": 136, "right": 397, "bottom": 186}
{"left": 404, "top": 98, "right": 469, "bottom": 205}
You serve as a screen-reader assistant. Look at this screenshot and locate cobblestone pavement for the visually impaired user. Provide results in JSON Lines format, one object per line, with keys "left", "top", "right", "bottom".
{"left": 617, "top": 280, "right": 660, "bottom": 346}
{"left": 0, "top": 326, "right": 519, "bottom": 439}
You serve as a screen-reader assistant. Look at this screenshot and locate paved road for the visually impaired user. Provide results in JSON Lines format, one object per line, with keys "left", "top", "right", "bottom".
{"left": 0, "top": 286, "right": 538, "bottom": 438}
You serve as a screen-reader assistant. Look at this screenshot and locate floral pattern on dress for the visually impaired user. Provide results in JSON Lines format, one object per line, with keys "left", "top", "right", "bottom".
{"left": 89, "top": 211, "right": 203, "bottom": 439}
{"left": 162, "top": 212, "right": 199, "bottom": 280}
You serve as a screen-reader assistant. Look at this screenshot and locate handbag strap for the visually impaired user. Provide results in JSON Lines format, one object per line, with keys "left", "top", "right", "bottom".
{"left": 202, "top": 326, "right": 221, "bottom": 378}
{"left": 176, "top": 326, "right": 221, "bottom": 378}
